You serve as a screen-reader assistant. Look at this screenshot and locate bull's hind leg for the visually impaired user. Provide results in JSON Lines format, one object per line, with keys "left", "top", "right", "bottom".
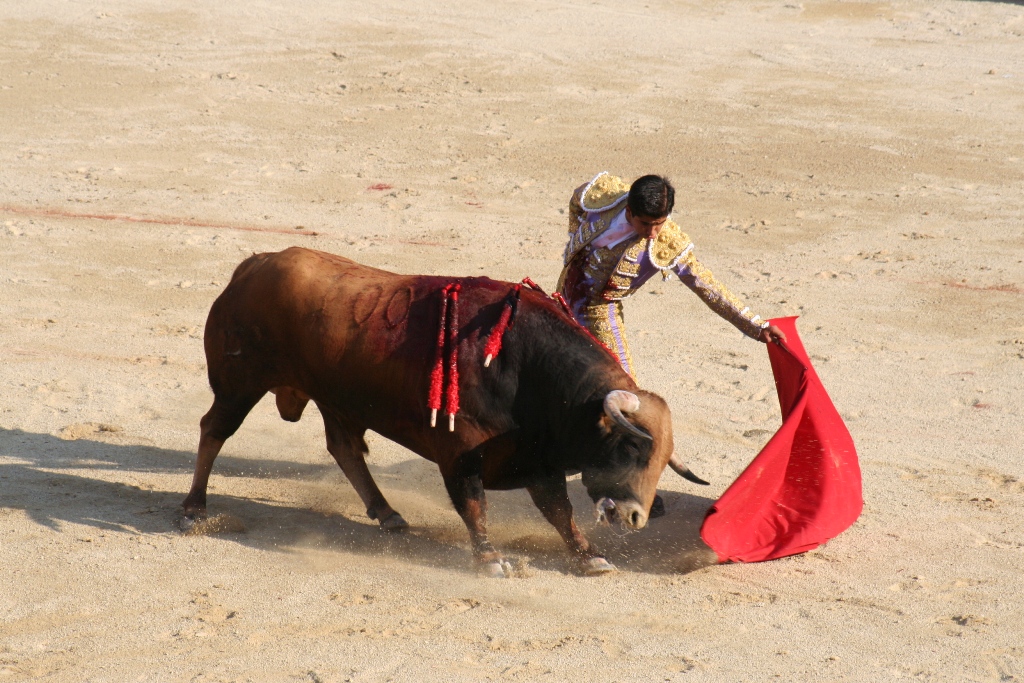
{"left": 321, "top": 410, "right": 408, "bottom": 532}
{"left": 181, "top": 391, "right": 264, "bottom": 529}
{"left": 527, "top": 475, "right": 616, "bottom": 576}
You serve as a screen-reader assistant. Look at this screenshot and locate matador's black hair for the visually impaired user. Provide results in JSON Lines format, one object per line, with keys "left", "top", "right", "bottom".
{"left": 627, "top": 175, "right": 675, "bottom": 218}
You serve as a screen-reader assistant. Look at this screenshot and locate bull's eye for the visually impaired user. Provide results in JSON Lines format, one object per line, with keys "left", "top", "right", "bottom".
{"left": 617, "top": 438, "right": 652, "bottom": 468}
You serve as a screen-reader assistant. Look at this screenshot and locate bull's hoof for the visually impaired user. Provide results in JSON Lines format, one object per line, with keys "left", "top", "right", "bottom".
{"left": 378, "top": 512, "right": 409, "bottom": 532}
{"left": 649, "top": 494, "right": 666, "bottom": 519}
{"left": 178, "top": 510, "right": 206, "bottom": 533}
{"left": 581, "top": 556, "right": 617, "bottom": 576}
{"left": 478, "top": 559, "right": 513, "bottom": 579}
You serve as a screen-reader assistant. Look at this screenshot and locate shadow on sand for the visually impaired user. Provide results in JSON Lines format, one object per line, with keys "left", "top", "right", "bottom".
{"left": 0, "top": 427, "right": 719, "bottom": 576}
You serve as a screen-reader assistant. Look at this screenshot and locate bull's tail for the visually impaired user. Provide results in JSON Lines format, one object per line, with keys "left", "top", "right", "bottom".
{"left": 227, "top": 251, "right": 274, "bottom": 285}
{"left": 203, "top": 251, "right": 278, "bottom": 395}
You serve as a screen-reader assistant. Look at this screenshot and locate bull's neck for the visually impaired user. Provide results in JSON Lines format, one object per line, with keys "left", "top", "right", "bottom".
{"left": 520, "top": 309, "right": 633, "bottom": 411}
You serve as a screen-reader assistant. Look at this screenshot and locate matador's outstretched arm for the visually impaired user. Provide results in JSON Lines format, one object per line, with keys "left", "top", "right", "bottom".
{"left": 673, "top": 250, "right": 784, "bottom": 344}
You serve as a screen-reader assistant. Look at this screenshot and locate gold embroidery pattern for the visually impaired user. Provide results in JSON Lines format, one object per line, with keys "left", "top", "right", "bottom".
{"left": 563, "top": 173, "right": 630, "bottom": 266}
{"left": 563, "top": 212, "right": 618, "bottom": 265}
{"left": 648, "top": 221, "right": 692, "bottom": 270}
{"left": 601, "top": 239, "right": 648, "bottom": 300}
{"left": 615, "top": 259, "right": 640, "bottom": 277}
{"left": 680, "top": 251, "right": 766, "bottom": 338}
{"left": 607, "top": 273, "right": 633, "bottom": 292}
{"left": 578, "top": 302, "right": 635, "bottom": 378}
{"left": 580, "top": 172, "right": 630, "bottom": 212}
{"left": 578, "top": 238, "right": 638, "bottom": 302}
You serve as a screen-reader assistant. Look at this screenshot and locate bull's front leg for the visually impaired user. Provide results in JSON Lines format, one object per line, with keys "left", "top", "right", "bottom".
{"left": 527, "top": 475, "right": 616, "bottom": 576}
{"left": 441, "top": 469, "right": 512, "bottom": 578}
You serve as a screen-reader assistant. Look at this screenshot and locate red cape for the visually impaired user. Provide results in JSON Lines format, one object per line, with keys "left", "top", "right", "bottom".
{"left": 700, "top": 317, "right": 862, "bottom": 563}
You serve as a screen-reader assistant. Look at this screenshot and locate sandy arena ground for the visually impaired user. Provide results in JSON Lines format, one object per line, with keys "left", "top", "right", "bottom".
{"left": 2, "top": 1, "right": 1023, "bottom": 680}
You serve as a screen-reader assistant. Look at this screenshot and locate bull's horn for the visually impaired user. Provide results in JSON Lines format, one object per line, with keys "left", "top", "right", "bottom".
{"left": 603, "top": 390, "right": 652, "bottom": 441}
{"left": 668, "top": 452, "right": 709, "bottom": 485}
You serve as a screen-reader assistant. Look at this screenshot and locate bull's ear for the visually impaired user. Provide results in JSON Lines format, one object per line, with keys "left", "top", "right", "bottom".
{"left": 597, "top": 413, "right": 615, "bottom": 436}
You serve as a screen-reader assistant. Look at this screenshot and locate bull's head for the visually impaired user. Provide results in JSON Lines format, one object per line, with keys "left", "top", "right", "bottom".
{"left": 581, "top": 390, "right": 706, "bottom": 530}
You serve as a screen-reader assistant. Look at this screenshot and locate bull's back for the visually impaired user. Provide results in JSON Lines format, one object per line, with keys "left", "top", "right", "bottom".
{"left": 203, "top": 249, "right": 632, "bottom": 473}
{"left": 204, "top": 248, "right": 444, "bottom": 411}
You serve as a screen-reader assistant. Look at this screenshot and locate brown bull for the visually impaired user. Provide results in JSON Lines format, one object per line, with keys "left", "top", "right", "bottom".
{"left": 182, "top": 247, "right": 704, "bottom": 576}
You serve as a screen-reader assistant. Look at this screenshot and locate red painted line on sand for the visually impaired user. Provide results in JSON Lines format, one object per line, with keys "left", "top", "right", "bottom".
{"left": 0, "top": 204, "right": 320, "bottom": 237}
{"left": 909, "top": 278, "right": 1022, "bottom": 296}
{"left": 944, "top": 281, "right": 1020, "bottom": 294}
{"left": 400, "top": 240, "right": 446, "bottom": 247}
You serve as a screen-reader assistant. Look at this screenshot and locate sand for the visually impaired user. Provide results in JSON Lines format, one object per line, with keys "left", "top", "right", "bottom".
{"left": 2, "top": 0, "right": 1023, "bottom": 680}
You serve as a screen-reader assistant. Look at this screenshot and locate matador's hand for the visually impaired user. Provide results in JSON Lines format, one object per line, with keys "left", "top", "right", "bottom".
{"left": 757, "top": 324, "right": 787, "bottom": 345}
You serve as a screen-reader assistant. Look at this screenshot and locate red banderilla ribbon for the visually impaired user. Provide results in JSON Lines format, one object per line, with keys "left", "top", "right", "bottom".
{"left": 445, "top": 285, "right": 461, "bottom": 431}
{"left": 482, "top": 277, "right": 617, "bottom": 368}
{"left": 520, "top": 277, "right": 545, "bottom": 294}
{"left": 482, "top": 284, "right": 522, "bottom": 367}
{"left": 481, "top": 277, "right": 541, "bottom": 368}
{"left": 428, "top": 283, "right": 462, "bottom": 431}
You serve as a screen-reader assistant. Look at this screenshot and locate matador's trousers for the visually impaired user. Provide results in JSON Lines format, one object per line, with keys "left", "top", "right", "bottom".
{"left": 577, "top": 301, "right": 635, "bottom": 379}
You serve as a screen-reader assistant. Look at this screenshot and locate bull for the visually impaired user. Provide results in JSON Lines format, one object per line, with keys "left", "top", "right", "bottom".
{"left": 182, "top": 247, "right": 705, "bottom": 576}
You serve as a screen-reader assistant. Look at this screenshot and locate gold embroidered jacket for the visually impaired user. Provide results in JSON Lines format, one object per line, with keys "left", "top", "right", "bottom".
{"left": 557, "top": 172, "right": 769, "bottom": 339}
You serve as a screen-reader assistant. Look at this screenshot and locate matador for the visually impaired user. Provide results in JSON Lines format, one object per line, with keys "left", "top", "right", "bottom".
{"left": 557, "top": 172, "right": 786, "bottom": 377}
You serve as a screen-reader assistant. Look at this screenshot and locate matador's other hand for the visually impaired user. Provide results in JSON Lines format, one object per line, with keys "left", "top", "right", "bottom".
{"left": 757, "top": 324, "right": 787, "bottom": 345}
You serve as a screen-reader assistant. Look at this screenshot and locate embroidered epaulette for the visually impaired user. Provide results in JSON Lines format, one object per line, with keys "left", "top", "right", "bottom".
{"left": 562, "top": 173, "right": 631, "bottom": 266}
{"left": 647, "top": 221, "right": 693, "bottom": 270}
{"left": 579, "top": 172, "right": 629, "bottom": 212}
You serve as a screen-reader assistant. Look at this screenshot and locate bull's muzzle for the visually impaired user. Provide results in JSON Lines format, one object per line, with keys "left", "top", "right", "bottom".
{"left": 594, "top": 498, "right": 648, "bottom": 530}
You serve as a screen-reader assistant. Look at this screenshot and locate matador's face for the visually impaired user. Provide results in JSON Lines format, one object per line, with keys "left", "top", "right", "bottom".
{"left": 625, "top": 208, "right": 668, "bottom": 241}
